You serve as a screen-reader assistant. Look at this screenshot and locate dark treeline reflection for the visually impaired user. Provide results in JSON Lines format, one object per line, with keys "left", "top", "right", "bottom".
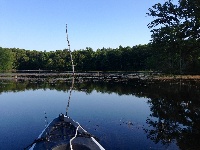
{"left": 144, "top": 80, "right": 200, "bottom": 150}
{"left": 0, "top": 79, "right": 200, "bottom": 149}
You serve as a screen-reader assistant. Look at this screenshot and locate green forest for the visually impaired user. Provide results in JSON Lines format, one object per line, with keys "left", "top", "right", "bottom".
{"left": 1, "top": 0, "right": 200, "bottom": 74}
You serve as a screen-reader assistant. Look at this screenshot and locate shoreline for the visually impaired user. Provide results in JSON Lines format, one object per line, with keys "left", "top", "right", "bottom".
{"left": 0, "top": 72, "right": 200, "bottom": 81}
{"left": 152, "top": 75, "right": 200, "bottom": 80}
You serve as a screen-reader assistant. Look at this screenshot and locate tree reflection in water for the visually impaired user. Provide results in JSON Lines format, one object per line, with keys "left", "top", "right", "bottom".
{"left": 145, "top": 80, "right": 200, "bottom": 150}
{"left": 0, "top": 78, "right": 200, "bottom": 149}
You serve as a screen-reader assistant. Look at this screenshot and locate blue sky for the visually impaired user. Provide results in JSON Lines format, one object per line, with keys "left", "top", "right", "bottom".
{"left": 0, "top": 0, "right": 164, "bottom": 51}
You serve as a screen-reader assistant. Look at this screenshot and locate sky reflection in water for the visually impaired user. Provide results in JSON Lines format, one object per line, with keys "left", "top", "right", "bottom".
{"left": 1, "top": 79, "right": 197, "bottom": 149}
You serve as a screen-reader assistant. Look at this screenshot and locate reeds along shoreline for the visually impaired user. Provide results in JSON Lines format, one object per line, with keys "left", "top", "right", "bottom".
{"left": 0, "top": 72, "right": 200, "bottom": 82}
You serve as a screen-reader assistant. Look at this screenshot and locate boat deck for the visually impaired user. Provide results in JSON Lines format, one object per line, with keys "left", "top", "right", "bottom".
{"left": 30, "top": 114, "right": 105, "bottom": 150}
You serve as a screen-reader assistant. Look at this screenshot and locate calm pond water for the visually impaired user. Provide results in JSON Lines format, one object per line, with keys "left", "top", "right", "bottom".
{"left": 0, "top": 78, "right": 200, "bottom": 150}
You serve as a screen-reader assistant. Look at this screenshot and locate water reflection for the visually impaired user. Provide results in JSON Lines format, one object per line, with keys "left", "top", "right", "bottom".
{"left": 0, "top": 79, "right": 200, "bottom": 149}
{"left": 144, "top": 80, "right": 200, "bottom": 150}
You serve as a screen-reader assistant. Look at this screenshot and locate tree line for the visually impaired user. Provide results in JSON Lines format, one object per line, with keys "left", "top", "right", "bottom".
{"left": 0, "top": 45, "right": 152, "bottom": 72}
{"left": 147, "top": 0, "right": 200, "bottom": 74}
{"left": 1, "top": 0, "right": 200, "bottom": 74}
{"left": 1, "top": 42, "right": 199, "bottom": 74}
